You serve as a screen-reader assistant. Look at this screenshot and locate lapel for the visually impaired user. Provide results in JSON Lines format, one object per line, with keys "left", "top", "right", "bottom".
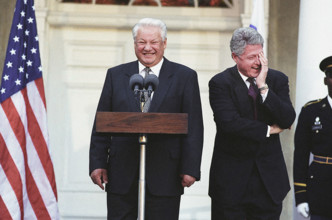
{"left": 148, "top": 58, "right": 174, "bottom": 112}
{"left": 230, "top": 66, "right": 255, "bottom": 119}
{"left": 124, "top": 61, "right": 141, "bottom": 112}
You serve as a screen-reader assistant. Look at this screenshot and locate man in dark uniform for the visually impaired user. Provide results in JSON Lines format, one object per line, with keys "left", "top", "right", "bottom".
{"left": 294, "top": 56, "right": 332, "bottom": 219}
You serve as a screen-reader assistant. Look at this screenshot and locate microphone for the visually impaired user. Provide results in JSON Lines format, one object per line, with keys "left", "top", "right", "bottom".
{"left": 144, "top": 74, "right": 159, "bottom": 97}
{"left": 129, "top": 74, "right": 144, "bottom": 94}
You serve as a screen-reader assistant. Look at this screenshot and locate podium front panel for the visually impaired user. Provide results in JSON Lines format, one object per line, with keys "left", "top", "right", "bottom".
{"left": 96, "top": 112, "right": 188, "bottom": 134}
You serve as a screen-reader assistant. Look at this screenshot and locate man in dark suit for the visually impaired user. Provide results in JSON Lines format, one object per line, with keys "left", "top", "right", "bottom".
{"left": 294, "top": 56, "right": 332, "bottom": 220}
{"left": 89, "top": 18, "right": 204, "bottom": 220}
{"left": 208, "top": 27, "right": 296, "bottom": 219}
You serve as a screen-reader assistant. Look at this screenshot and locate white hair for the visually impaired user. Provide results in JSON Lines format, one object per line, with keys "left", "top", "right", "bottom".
{"left": 132, "top": 18, "right": 167, "bottom": 41}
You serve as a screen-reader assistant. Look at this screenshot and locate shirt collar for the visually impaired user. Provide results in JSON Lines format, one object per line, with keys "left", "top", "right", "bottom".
{"left": 327, "top": 95, "right": 332, "bottom": 108}
{"left": 138, "top": 58, "right": 164, "bottom": 78}
{"left": 237, "top": 70, "right": 255, "bottom": 87}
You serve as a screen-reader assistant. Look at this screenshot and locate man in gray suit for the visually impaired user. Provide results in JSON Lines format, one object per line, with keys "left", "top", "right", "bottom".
{"left": 89, "top": 18, "right": 204, "bottom": 220}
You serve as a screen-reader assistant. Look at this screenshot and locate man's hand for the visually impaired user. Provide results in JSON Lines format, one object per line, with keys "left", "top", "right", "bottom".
{"left": 256, "top": 51, "right": 268, "bottom": 88}
{"left": 269, "top": 124, "right": 284, "bottom": 135}
{"left": 180, "top": 174, "right": 196, "bottom": 188}
{"left": 297, "top": 202, "right": 310, "bottom": 218}
{"left": 90, "top": 168, "right": 108, "bottom": 190}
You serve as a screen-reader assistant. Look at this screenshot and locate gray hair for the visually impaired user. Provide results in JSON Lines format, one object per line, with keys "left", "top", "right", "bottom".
{"left": 132, "top": 18, "right": 167, "bottom": 41}
{"left": 230, "top": 27, "right": 264, "bottom": 56}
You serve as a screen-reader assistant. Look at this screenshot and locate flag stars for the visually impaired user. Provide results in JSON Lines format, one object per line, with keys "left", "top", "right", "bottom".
{"left": 27, "top": 60, "right": 33, "bottom": 66}
{"left": 35, "top": 36, "right": 39, "bottom": 41}
{"left": 13, "top": 36, "right": 19, "bottom": 42}
{"left": 21, "top": 11, "right": 25, "bottom": 17}
{"left": 6, "top": 62, "right": 13, "bottom": 68}
{"left": 10, "top": 49, "right": 16, "bottom": 55}
{"left": 17, "top": 23, "right": 23, "bottom": 30}
{"left": 24, "top": 42, "right": 27, "bottom": 48}
{"left": 28, "top": 17, "right": 34, "bottom": 23}
{"left": 3, "top": 75, "right": 9, "bottom": 81}
{"left": 32, "top": 5, "right": 35, "bottom": 11}
{"left": 22, "top": 54, "right": 26, "bottom": 60}
{"left": 26, "top": 73, "right": 29, "bottom": 79}
{"left": 25, "top": 30, "right": 30, "bottom": 36}
{"left": 38, "top": 66, "right": 42, "bottom": 72}
{"left": 1, "top": 88, "right": 5, "bottom": 94}
{"left": 31, "top": 48, "right": 37, "bottom": 54}
{"left": 19, "top": 66, "right": 24, "bottom": 73}
{"left": 24, "top": 0, "right": 27, "bottom": 4}
{"left": 15, "top": 79, "right": 21, "bottom": 86}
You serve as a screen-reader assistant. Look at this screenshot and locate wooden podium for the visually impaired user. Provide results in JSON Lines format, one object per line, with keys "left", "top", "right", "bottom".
{"left": 96, "top": 112, "right": 188, "bottom": 134}
{"left": 96, "top": 112, "right": 188, "bottom": 220}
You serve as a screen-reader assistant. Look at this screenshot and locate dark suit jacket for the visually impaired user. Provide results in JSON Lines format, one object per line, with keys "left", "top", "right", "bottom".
{"left": 208, "top": 65, "right": 295, "bottom": 205}
{"left": 89, "top": 58, "right": 204, "bottom": 197}
{"left": 294, "top": 97, "right": 332, "bottom": 217}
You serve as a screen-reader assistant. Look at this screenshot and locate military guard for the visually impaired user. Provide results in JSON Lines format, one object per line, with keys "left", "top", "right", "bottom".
{"left": 294, "top": 56, "right": 332, "bottom": 219}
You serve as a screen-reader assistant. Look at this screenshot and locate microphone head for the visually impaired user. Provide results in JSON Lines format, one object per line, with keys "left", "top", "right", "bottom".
{"left": 129, "top": 74, "right": 144, "bottom": 90}
{"left": 144, "top": 74, "right": 159, "bottom": 91}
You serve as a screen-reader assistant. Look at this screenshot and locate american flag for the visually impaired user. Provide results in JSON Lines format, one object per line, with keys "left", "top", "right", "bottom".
{"left": 0, "top": 0, "right": 60, "bottom": 219}
{"left": 249, "top": 0, "right": 266, "bottom": 55}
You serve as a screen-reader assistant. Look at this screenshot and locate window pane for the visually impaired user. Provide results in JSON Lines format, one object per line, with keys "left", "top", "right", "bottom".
{"left": 96, "top": 0, "right": 129, "bottom": 5}
{"left": 63, "top": 0, "right": 233, "bottom": 7}
{"left": 199, "top": 0, "right": 232, "bottom": 7}
{"left": 161, "top": 0, "right": 194, "bottom": 6}
{"left": 62, "top": 0, "right": 92, "bottom": 3}
{"left": 118, "top": 0, "right": 194, "bottom": 6}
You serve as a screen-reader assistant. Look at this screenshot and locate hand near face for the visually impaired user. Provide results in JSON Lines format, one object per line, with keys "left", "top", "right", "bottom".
{"left": 256, "top": 51, "right": 268, "bottom": 88}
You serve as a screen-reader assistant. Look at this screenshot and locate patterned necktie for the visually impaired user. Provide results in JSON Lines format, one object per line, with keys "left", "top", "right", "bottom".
{"left": 247, "top": 77, "right": 259, "bottom": 119}
{"left": 144, "top": 67, "right": 150, "bottom": 78}
{"left": 143, "top": 67, "right": 151, "bottom": 112}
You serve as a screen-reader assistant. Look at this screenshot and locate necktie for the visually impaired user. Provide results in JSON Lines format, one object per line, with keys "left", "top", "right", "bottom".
{"left": 247, "top": 78, "right": 259, "bottom": 119}
{"left": 144, "top": 67, "right": 150, "bottom": 78}
{"left": 143, "top": 67, "right": 151, "bottom": 112}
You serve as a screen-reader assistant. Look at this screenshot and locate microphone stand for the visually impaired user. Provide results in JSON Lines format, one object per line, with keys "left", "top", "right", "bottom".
{"left": 130, "top": 73, "right": 158, "bottom": 220}
{"left": 138, "top": 89, "right": 148, "bottom": 220}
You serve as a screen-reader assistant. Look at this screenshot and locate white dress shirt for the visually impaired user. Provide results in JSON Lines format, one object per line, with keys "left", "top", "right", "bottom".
{"left": 138, "top": 58, "right": 163, "bottom": 99}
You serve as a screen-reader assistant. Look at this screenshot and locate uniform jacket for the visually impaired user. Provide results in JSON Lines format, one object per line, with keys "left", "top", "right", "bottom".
{"left": 294, "top": 97, "right": 332, "bottom": 217}
{"left": 89, "top": 58, "right": 204, "bottom": 196}
{"left": 208, "top": 65, "right": 296, "bottom": 205}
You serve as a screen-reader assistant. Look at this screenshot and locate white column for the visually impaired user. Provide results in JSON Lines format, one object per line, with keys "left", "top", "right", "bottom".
{"left": 295, "top": 0, "right": 332, "bottom": 113}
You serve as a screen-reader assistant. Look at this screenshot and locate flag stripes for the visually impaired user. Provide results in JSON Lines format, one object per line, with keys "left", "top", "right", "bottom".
{"left": 0, "top": 175, "right": 18, "bottom": 220}
{"left": 0, "top": 80, "right": 58, "bottom": 219}
{"left": 0, "top": 145, "right": 24, "bottom": 220}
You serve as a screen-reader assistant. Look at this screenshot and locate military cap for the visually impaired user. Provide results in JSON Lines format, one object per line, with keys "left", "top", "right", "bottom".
{"left": 319, "top": 56, "right": 332, "bottom": 76}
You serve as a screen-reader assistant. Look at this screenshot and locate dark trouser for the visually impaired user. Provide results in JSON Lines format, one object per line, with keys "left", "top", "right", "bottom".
{"left": 311, "top": 215, "right": 332, "bottom": 220}
{"left": 107, "top": 182, "right": 181, "bottom": 220}
{"left": 211, "top": 166, "right": 282, "bottom": 220}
